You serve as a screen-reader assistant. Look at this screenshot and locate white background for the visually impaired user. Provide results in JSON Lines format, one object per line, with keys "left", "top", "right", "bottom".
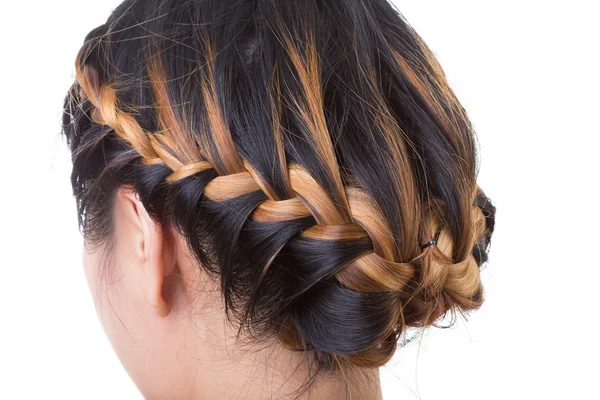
{"left": 1, "top": 0, "right": 598, "bottom": 399}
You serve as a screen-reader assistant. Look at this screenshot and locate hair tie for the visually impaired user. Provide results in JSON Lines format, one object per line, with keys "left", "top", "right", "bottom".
{"left": 420, "top": 230, "right": 441, "bottom": 250}
{"left": 420, "top": 238, "right": 437, "bottom": 250}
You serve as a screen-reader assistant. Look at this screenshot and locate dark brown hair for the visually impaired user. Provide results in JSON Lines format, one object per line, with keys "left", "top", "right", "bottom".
{"left": 62, "top": 0, "right": 495, "bottom": 385}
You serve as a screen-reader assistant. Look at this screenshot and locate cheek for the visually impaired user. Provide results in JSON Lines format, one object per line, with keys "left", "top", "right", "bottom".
{"left": 81, "top": 242, "right": 189, "bottom": 397}
{"left": 82, "top": 246, "right": 103, "bottom": 303}
{"left": 81, "top": 244, "right": 145, "bottom": 365}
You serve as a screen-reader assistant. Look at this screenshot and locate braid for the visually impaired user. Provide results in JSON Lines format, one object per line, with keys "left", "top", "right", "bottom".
{"left": 63, "top": 0, "right": 496, "bottom": 375}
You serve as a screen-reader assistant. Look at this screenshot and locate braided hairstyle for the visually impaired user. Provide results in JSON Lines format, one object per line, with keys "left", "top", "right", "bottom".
{"left": 62, "top": 0, "right": 496, "bottom": 373}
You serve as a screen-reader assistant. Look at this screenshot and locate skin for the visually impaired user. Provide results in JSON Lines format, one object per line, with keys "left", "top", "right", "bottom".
{"left": 82, "top": 188, "right": 382, "bottom": 399}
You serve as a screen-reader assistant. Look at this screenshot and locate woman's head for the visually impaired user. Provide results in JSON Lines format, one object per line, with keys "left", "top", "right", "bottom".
{"left": 62, "top": 0, "right": 495, "bottom": 397}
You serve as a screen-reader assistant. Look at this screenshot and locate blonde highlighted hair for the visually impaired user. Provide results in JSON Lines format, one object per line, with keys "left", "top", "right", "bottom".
{"left": 63, "top": 0, "right": 495, "bottom": 381}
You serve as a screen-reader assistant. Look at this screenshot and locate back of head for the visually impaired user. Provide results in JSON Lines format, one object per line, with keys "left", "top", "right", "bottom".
{"left": 63, "top": 0, "right": 495, "bottom": 387}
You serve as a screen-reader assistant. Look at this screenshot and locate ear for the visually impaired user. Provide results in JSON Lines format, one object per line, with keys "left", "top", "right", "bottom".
{"left": 118, "top": 189, "right": 177, "bottom": 317}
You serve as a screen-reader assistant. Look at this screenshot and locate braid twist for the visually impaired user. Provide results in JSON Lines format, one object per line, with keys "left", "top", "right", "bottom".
{"left": 63, "top": 0, "right": 496, "bottom": 373}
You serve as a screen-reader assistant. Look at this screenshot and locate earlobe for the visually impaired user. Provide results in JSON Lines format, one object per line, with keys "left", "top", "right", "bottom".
{"left": 140, "top": 208, "right": 176, "bottom": 318}
{"left": 118, "top": 189, "right": 177, "bottom": 318}
{"left": 147, "top": 276, "right": 170, "bottom": 317}
{"left": 145, "top": 227, "right": 175, "bottom": 318}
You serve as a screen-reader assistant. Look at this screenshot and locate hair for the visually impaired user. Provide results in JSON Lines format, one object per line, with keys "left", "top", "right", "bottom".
{"left": 62, "top": 0, "right": 495, "bottom": 387}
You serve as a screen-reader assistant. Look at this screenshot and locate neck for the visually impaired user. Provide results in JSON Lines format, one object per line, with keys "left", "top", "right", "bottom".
{"left": 146, "top": 233, "right": 383, "bottom": 400}
{"left": 176, "top": 292, "right": 383, "bottom": 399}
{"left": 187, "top": 338, "right": 382, "bottom": 399}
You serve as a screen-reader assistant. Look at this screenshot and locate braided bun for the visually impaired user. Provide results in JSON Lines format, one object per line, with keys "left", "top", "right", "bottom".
{"left": 62, "top": 0, "right": 496, "bottom": 373}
